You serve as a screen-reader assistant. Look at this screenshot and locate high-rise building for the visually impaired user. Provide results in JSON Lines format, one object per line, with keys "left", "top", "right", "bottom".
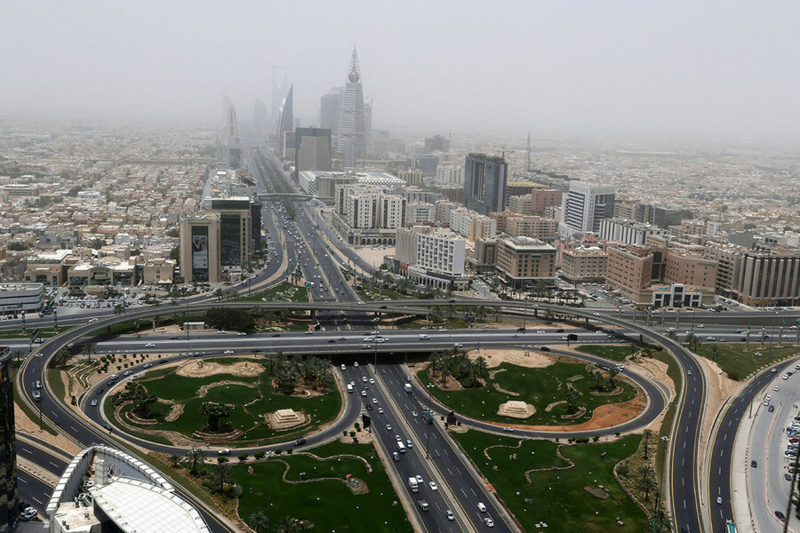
{"left": 503, "top": 180, "right": 540, "bottom": 209}
{"left": 276, "top": 85, "right": 294, "bottom": 157}
{"left": 209, "top": 198, "right": 253, "bottom": 270}
{"left": 562, "top": 182, "right": 616, "bottom": 235}
{"left": 321, "top": 87, "right": 342, "bottom": 135}
{"left": 271, "top": 66, "right": 288, "bottom": 133}
{"left": 435, "top": 165, "right": 464, "bottom": 185}
{"left": 424, "top": 135, "right": 450, "bottom": 153}
{"left": 394, "top": 226, "right": 470, "bottom": 290}
{"left": 295, "top": 128, "right": 332, "bottom": 175}
{"left": 337, "top": 48, "right": 367, "bottom": 167}
{"left": 464, "top": 154, "right": 508, "bottom": 216}
{"left": 0, "top": 347, "right": 19, "bottom": 532}
{"left": 217, "top": 98, "right": 242, "bottom": 169}
{"left": 416, "top": 155, "right": 439, "bottom": 177}
{"left": 364, "top": 98, "right": 373, "bottom": 154}
{"left": 180, "top": 213, "right": 221, "bottom": 284}
{"left": 530, "top": 188, "right": 563, "bottom": 217}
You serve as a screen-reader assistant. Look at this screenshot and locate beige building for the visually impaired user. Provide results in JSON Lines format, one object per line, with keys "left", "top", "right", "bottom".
{"left": 507, "top": 195, "right": 533, "bottom": 215}
{"left": 397, "top": 169, "right": 424, "bottom": 186}
{"left": 530, "top": 188, "right": 563, "bottom": 217}
{"left": 504, "top": 215, "right": 558, "bottom": 240}
{"left": 560, "top": 247, "right": 607, "bottom": 282}
{"left": 142, "top": 258, "right": 175, "bottom": 285}
{"left": 606, "top": 244, "right": 717, "bottom": 306}
{"left": 469, "top": 238, "right": 497, "bottom": 273}
{"left": 496, "top": 236, "right": 556, "bottom": 289}
{"left": 180, "top": 213, "right": 221, "bottom": 284}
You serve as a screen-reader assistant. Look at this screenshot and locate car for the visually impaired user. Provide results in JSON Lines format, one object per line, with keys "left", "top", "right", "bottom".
{"left": 19, "top": 507, "right": 37, "bottom": 521}
{"left": 218, "top": 449, "right": 231, "bottom": 456}
{"left": 377, "top": 408, "right": 384, "bottom": 414}
{"left": 716, "top": 496, "right": 723, "bottom": 505}
{"left": 751, "top": 460, "right": 757, "bottom": 468}
{"left": 415, "top": 475, "right": 424, "bottom": 484}
{"left": 361, "top": 390, "right": 367, "bottom": 397}
{"left": 687, "top": 370, "right": 692, "bottom": 376}
{"left": 294, "top": 438, "right": 307, "bottom": 447}
{"left": 96, "top": 388, "right": 104, "bottom": 395}
{"left": 372, "top": 398, "right": 378, "bottom": 404}
{"left": 503, "top": 427, "right": 515, "bottom": 432}
{"left": 366, "top": 404, "right": 372, "bottom": 411}
{"left": 369, "top": 378, "right": 375, "bottom": 384}
{"left": 771, "top": 368, "right": 778, "bottom": 373}
{"left": 354, "top": 362, "right": 359, "bottom": 367}
{"left": 218, "top": 330, "right": 227, "bottom": 335}
{"left": 768, "top": 405, "right": 775, "bottom": 412}
{"left": 392, "top": 452, "right": 400, "bottom": 462}
{"left": 271, "top": 333, "right": 281, "bottom": 337}
{"left": 143, "top": 363, "right": 153, "bottom": 369}
{"left": 338, "top": 336, "right": 346, "bottom": 341}
{"left": 341, "top": 364, "right": 346, "bottom": 370}
{"left": 429, "top": 482, "right": 438, "bottom": 491}
{"left": 446, "top": 510, "right": 455, "bottom": 521}
{"left": 395, "top": 435, "right": 402, "bottom": 442}
{"left": 785, "top": 473, "right": 793, "bottom": 481}
{"left": 407, "top": 440, "right": 413, "bottom": 448}
{"left": 453, "top": 343, "right": 462, "bottom": 348}
{"left": 386, "top": 424, "right": 392, "bottom": 431}
{"left": 774, "top": 386, "right": 780, "bottom": 391}
{"left": 484, "top": 517, "right": 495, "bottom": 528}
{"left": 145, "top": 343, "right": 156, "bottom": 348}
{"left": 362, "top": 376, "right": 368, "bottom": 383}
{"left": 775, "top": 511, "right": 786, "bottom": 522}
{"left": 766, "top": 395, "right": 772, "bottom": 401}
{"left": 477, "top": 502, "right": 487, "bottom": 513}
{"left": 123, "top": 371, "right": 132, "bottom": 376}
{"left": 411, "top": 410, "right": 418, "bottom": 417}
{"left": 327, "top": 339, "right": 336, "bottom": 343}
{"left": 237, "top": 332, "right": 247, "bottom": 336}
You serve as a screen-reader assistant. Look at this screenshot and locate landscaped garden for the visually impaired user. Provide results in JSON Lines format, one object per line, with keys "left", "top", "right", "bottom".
{"left": 105, "top": 356, "right": 341, "bottom": 446}
{"left": 690, "top": 342, "right": 800, "bottom": 380}
{"left": 418, "top": 349, "right": 640, "bottom": 426}
{"left": 452, "top": 431, "right": 652, "bottom": 532}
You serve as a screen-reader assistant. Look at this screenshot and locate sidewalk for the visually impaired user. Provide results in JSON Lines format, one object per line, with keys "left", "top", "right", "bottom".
{"left": 733, "top": 398, "right": 759, "bottom": 532}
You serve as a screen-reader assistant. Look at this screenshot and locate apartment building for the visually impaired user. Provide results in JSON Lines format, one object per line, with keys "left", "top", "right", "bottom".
{"left": 530, "top": 188, "right": 563, "bottom": 217}
{"left": 435, "top": 200, "right": 460, "bottom": 225}
{"left": 504, "top": 215, "right": 558, "bottom": 240}
{"left": 598, "top": 218, "right": 668, "bottom": 245}
{"left": 450, "top": 207, "right": 497, "bottom": 240}
{"left": 406, "top": 202, "right": 436, "bottom": 225}
{"left": 334, "top": 184, "right": 407, "bottom": 245}
{"left": 435, "top": 165, "right": 464, "bottom": 185}
{"left": 560, "top": 247, "right": 608, "bottom": 282}
{"left": 507, "top": 195, "right": 533, "bottom": 216}
{"left": 393, "top": 226, "right": 470, "bottom": 290}
{"left": 495, "top": 236, "right": 557, "bottom": 289}
{"left": 397, "top": 169, "right": 424, "bottom": 186}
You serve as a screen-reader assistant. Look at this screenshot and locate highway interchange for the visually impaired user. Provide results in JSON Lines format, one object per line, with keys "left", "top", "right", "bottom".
{"left": 6, "top": 144, "right": 800, "bottom": 532}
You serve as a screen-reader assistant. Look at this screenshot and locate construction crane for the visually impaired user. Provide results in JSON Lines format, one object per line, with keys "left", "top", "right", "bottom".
{"left": 497, "top": 149, "right": 515, "bottom": 159}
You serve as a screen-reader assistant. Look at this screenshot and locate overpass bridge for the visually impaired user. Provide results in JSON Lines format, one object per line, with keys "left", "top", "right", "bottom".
{"left": 256, "top": 192, "right": 314, "bottom": 202}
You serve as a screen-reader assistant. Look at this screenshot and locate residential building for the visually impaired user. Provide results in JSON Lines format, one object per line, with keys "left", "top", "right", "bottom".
{"left": 397, "top": 169, "right": 424, "bottom": 186}
{"left": 530, "top": 188, "right": 563, "bottom": 217}
{"left": 464, "top": 153, "right": 508, "bottom": 215}
{"left": 495, "top": 236, "right": 557, "bottom": 288}
{"left": 507, "top": 194, "right": 532, "bottom": 216}
{"left": 435, "top": 165, "right": 464, "bottom": 184}
{"left": 406, "top": 202, "right": 435, "bottom": 225}
{"left": 613, "top": 201, "right": 637, "bottom": 220}
{"left": 469, "top": 238, "right": 498, "bottom": 272}
{"left": 435, "top": 200, "right": 460, "bottom": 225}
{"left": 729, "top": 249, "right": 800, "bottom": 306}
{"left": 432, "top": 185, "right": 465, "bottom": 204}
{"left": 598, "top": 218, "right": 668, "bottom": 245}
{"left": 504, "top": 215, "right": 559, "bottom": 240}
{"left": 0, "top": 348, "right": 18, "bottom": 532}
{"left": 47, "top": 445, "right": 209, "bottom": 533}
{"left": 333, "top": 184, "right": 406, "bottom": 245}
{"left": 142, "top": 258, "right": 176, "bottom": 285}
{"left": 337, "top": 48, "right": 367, "bottom": 167}
{"left": 393, "top": 226, "right": 470, "bottom": 290}
{"left": 295, "top": 127, "right": 332, "bottom": 175}
{"left": 560, "top": 247, "right": 608, "bottom": 282}
{"left": 561, "top": 181, "right": 616, "bottom": 235}
{"left": 180, "top": 213, "right": 221, "bottom": 284}
{"left": 450, "top": 207, "right": 497, "bottom": 240}
{"left": 503, "top": 180, "right": 540, "bottom": 209}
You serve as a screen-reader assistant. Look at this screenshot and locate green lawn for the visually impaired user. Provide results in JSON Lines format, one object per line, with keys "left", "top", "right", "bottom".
{"left": 576, "top": 344, "right": 636, "bottom": 362}
{"left": 693, "top": 342, "right": 800, "bottom": 380}
{"left": 419, "top": 360, "right": 637, "bottom": 426}
{"left": 233, "top": 441, "right": 412, "bottom": 533}
{"left": 452, "top": 431, "right": 648, "bottom": 533}
{"left": 236, "top": 281, "right": 309, "bottom": 303}
{"left": 114, "top": 360, "right": 341, "bottom": 446}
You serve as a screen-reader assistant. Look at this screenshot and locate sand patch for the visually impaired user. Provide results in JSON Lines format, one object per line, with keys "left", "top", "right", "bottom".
{"left": 468, "top": 348, "right": 555, "bottom": 369}
{"left": 585, "top": 485, "right": 610, "bottom": 499}
{"left": 176, "top": 359, "right": 264, "bottom": 378}
{"left": 165, "top": 403, "right": 184, "bottom": 422}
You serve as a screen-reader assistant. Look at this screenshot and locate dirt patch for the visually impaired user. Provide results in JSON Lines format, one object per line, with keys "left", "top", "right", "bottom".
{"left": 468, "top": 348, "right": 555, "bottom": 369}
{"left": 348, "top": 478, "right": 369, "bottom": 495}
{"left": 176, "top": 360, "right": 264, "bottom": 378}
{"left": 545, "top": 400, "right": 566, "bottom": 412}
{"left": 165, "top": 404, "right": 184, "bottom": 422}
{"left": 14, "top": 406, "right": 81, "bottom": 457}
{"left": 561, "top": 406, "right": 587, "bottom": 420}
{"left": 355, "top": 247, "right": 394, "bottom": 268}
{"left": 492, "top": 383, "right": 520, "bottom": 396}
{"left": 584, "top": 485, "right": 610, "bottom": 499}
{"left": 589, "top": 386, "right": 624, "bottom": 397}
{"left": 695, "top": 355, "right": 744, "bottom": 464}
{"left": 197, "top": 380, "right": 259, "bottom": 398}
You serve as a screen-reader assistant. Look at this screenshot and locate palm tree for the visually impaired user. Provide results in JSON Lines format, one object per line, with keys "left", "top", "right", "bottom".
{"left": 709, "top": 344, "right": 719, "bottom": 361}
{"left": 651, "top": 508, "right": 673, "bottom": 533}
{"left": 186, "top": 448, "right": 204, "bottom": 474}
{"left": 52, "top": 348, "right": 72, "bottom": 367}
{"left": 636, "top": 464, "right": 657, "bottom": 503}
{"left": 214, "top": 288, "right": 225, "bottom": 302}
{"left": 642, "top": 429, "right": 653, "bottom": 460}
{"left": 564, "top": 386, "right": 581, "bottom": 414}
{"left": 474, "top": 356, "right": 489, "bottom": 378}
{"left": 475, "top": 306, "right": 487, "bottom": 322}
{"left": 248, "top": 511, "right": 269, "bottom": 533}
{"left": 276, "top": 516, "right": 301, "bottom": 533}
{"left": 211, "top": 462, "right": 234, "bottom": 492}
{"left": 81, "top": 343, "right": 96, "bottom": 362}
{"left": 168, "top": 453, "right": 182, "bottom": 467}
{"left": 11, "top": 350, "right": 25, "bottom": 364}
{"left": 685, "top": 332, "right": 701, "bottom": 352}
{"left": 666, "top": 329, "right": 678, "bottom": 341}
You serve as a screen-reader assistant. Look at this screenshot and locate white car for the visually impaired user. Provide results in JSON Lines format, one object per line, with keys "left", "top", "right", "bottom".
{"left": 223, "top": 350, "right": 234, "bottom": 354}
{"left": 429, "top": 482, "right": 438, "bottom": 491}
{"left": 361, "top": 390, "right": 367, "bottom": 397}
{"left": 415, "top": 475, "right": 424, "bottom": 484}
{"left": 372, "top": 398, "right": 378, "bottom": 404}
{"left": 145, "top": 343, "right": 156, "bottom": 348}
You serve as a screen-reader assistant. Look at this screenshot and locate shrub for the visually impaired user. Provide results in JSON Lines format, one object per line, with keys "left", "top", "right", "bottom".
{"left": 354, "top": 422, "right": 360, "bottom": 432}
{"left": 254, "top": 451, "right": 266, "bottom": 460}
{"left": 217, "top": 456, "right": 228, "bottom": 463}
{"left": 275, "top": 449, "right": 283, "bottom": 455}
{"left": 287, "top": 448, "right": 293, "bottom": 454}
{"left": 349, "top": 431, "right": 356, "bottom": 438}
{"left": 593, "top": 435, "right": 600, "bottom": 442}
{"left": 238, "top": 453, "right": 248, "bottom": 462}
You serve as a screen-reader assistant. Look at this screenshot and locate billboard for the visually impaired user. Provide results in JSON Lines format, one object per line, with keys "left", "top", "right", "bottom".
{"left": 192, "top": 235, "right": 209, "bottom": 269}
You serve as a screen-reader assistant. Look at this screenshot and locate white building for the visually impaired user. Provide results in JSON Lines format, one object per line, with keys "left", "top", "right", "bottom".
{"left": 435, "top": 165, "right": 464, "bottom": 184}
{"left": 47, "top": 445, "right": 209, "bottom": 533}
{"left": 393, "top": 226, "right": 470, "bottom": 290}
{"left": 449, "top": 207, "right": 497, "bottom": 240}
{"left": 561, "top": 181, "right": 616, "bottom": 236}
{"left": 0, "top": 283, "right": 44, "bottom": 316}
{"left": 406, "top": 202, "right": 436, "bottom": 225}
{"left": 333, "top": 184, "right": 407, "bottom": 245}
{"left": 598, "top": 218, "right": 667, "bottom": 245}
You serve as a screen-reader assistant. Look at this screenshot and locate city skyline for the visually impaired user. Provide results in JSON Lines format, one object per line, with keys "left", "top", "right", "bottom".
{"left": 1, "top": 2, "right": 800, "bottom": 145}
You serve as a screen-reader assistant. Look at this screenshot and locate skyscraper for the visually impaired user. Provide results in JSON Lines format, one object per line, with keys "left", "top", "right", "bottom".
{"left": 276, "top": 85, "right": 294, "bottom": 157}
{"left": 295, "top": 128, "right": 332, "bottom": 175}
{"left": 254, "top": 99, "right": 269, "bottom": 140}
{"left": 271, "top": 66, "right": 288, "bottom": 132}
{"left": 0, "top": 348, "right": 19, "bottom": 532}
{"left": 337, "top": 48, "right": 367, "bottom": 168}
{"left": 321, "top": 87, "right": 342, "bottom": 134}
{"left": 464, "top": 153, "right": 508, "bottom": 215}
{"left": 562, "top": 181, "right": 616, "bottom": 235}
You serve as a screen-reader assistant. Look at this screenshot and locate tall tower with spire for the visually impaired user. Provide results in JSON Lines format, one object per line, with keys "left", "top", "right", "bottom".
{"left": 276, "top": 85, "right": 294, "bottom": 156}
{"left": 337, "top": 47, "right": 367, "bottom": 168}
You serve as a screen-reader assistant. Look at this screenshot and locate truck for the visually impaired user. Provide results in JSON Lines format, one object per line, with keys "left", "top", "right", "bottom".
{"left": 408, "top": 477, "right": 419, "bottom": 493}
{"left": 417, "top": 500, "right": 429, "bottom": 512}
{"left": 422, "top": 408, "right": 434, "bottom": 424}
{"left": 404, "top": 383, "right": 413, "bottom": 393}
{"left": 346, "top": 384, "right": 354, "bottom": 393}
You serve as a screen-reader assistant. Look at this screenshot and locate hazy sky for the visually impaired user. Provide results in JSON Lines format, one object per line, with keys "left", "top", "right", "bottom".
{"left": 2, "top": 1, "right": 799, "bottom": 143}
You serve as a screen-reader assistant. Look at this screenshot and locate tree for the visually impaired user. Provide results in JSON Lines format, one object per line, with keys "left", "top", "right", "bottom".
{"left": 685, "top": 332, "right": 701, "bottom": 352}
{"left": 81, "top": 343, "right": 96, "bottom": 362}
{"left": 709, "top": 344, "right": 719, "bottom": 361}
{"left": 636, "top": 464, "right": 657, "bottom": 503}
{"left": 666, "top": 329, "right": 678, "bottom": 341}
{"left": 276, "top": 516, "right": 301, "bottom": 533}
{"left": 52, "top": 348, "right": 72, "bottom": 367}
{"left": 200, "top": 401, "right": 233, "bottom": 432}
{"left": 169, "top": 453, "right": 182, "bottom": 467}
{"left": 607, "top": 368, "right": 619, "bottom": 390}
{"left": 651, "top": 508, "right": 673, "bottom": 533}
{"left": 248, "top": 511, "right": 269, "bottom": 533}
{"left": 211, "top": 462, "right": 234, "bottom": 492}
{"left": 642, "top": 429, "right": 653, "bottom": 460}
{"left": 474, "top": 356, "right": 488, "bottom": 378}
{"left": 564, "top": 386, "right": 581, "bottom": 414}
{"left": 186, "top": 448, "right": 204, "bottom": 474}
